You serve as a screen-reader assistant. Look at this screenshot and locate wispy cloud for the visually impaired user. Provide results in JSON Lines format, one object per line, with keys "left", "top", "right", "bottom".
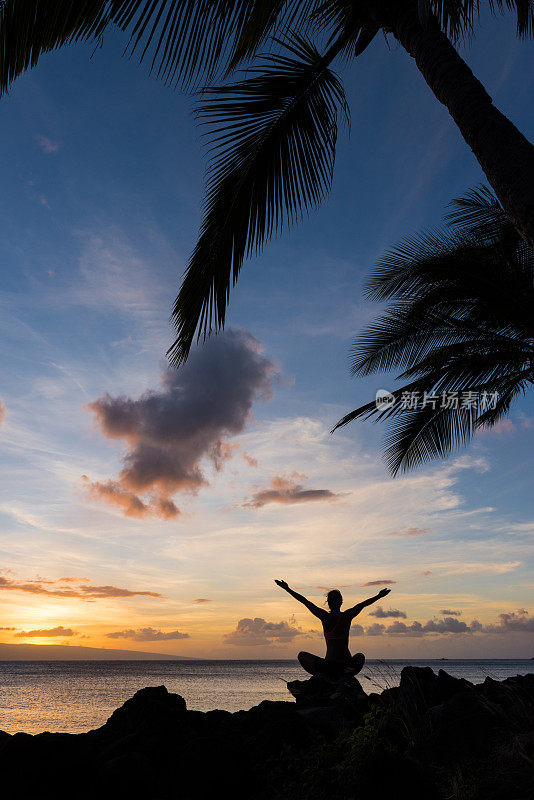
{"left": 436, "top": 561, "right": 520, "bottom": 576}
{"left": 388, "top": 527, "right": 428, "bottom": 537}
{"left": 36, "top": 135, "right": 61, "bottom": 154}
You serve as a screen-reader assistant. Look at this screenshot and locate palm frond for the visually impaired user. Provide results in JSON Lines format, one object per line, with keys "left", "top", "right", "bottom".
{"left": 382, "top": 401, "right": 475, "bottom": 475}
{"left": 117, "top": 0, "right": 256, "bottom": 88}
{"left": 168, "top": 32, "right": 349, "bottom": 365}
{"left": 310, "top": 0, "right": 378, "bottom": 59}
{"left": 475, "top": 373, "right": 531, "bottom": 425}
{"left": 429, "top": 0, "right": 534, "bottom": 40}
{"left": 445, "top": 185, "right": 507, "bottom": 240}
{"left": 0, "top": 0, "right": 110, "bottom": 97}
{"left": 0, "top": 0, "right": 285, "bottom": 97}
{"left": 334, "top": 366, "right": 531, "bottom": 475}
{"left": 225, "top": 0, "right": 320, "bottom": 73}
{"left": 336, "top": 185, "right": 534, "bottom": 473}
{"left": 364, "top": 228, "right": 473, "bottom": 301}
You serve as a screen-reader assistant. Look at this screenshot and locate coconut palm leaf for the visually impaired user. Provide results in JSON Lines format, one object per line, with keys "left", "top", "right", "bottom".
{"left": 428, "top": 0, "right": 534, "bottom": 39}
{"left": 334, "top": 187, "right": 534, "bottom": 474}
{"left": 225, "top": 0, "right": 323, "bottom": 72}
{"left": 444, "top": 185, "right": 506, "bottom": 237}
{"left": 2, "top": 1, "right": 533, "bottom": 367}
{"left": 0, "top": 0, "right": 109, "bottom": 97}
{"left": 167, "top": 32, "right": 349, "bottom": 365}
{"left": 0, "top": 0, "right": 293, "bottom": 97}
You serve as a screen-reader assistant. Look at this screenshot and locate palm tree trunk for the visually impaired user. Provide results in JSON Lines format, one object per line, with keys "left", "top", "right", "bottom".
{"left": 382, "top": 3, "right": 534, "bottom": 249}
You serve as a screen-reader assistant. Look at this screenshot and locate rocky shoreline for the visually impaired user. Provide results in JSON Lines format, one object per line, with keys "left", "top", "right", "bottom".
{"left": 1, "top": 666, "right": 533, "bottom": 799}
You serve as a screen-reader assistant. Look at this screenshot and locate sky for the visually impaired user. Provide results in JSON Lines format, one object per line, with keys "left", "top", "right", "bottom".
{"left": 0, "top": 11, "right": 533, "bottom": 659}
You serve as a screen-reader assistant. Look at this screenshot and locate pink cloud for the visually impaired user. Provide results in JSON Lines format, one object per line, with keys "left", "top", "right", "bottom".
{"left": 244, "top": 472, "right": 338, "bottom": 508}
{"left": 0, "top": 574, "right": 163, "bottom": 600}
{"left": 361, "top": 579, "right": 396, "bottom": 587}
{"left": 388, "top": 526, "right": 428, "bottom": 537}
{"left": 479, "top": 418, "right": 516, "bottom": 436}
{"left": 82, "top": 477, "right": 180, "bottom": 519}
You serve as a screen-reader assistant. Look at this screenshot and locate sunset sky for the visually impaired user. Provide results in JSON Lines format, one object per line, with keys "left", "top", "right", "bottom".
{"left": 1, "top": 12, "right": 533, "bottom": 659}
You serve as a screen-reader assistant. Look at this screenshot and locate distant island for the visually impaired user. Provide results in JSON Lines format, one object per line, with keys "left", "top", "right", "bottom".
{"left": 0, "top": 642, "right": 192, "bottom": 661}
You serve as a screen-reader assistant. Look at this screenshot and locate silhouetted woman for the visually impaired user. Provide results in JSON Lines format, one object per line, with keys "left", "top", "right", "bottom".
{"left": 275, "top": 579, "right": 391, "bottom": 679}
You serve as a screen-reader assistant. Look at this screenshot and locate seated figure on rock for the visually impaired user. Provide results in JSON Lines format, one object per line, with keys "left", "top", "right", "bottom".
{"left": 275, "top": 579, "right": 391, "bottom": 679}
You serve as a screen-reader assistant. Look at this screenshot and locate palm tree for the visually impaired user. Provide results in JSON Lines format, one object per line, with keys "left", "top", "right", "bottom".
{"left": 333, "top": 186, "right": 534, "bottom": 474}
{"left": 2, "top": 2, "right": 534, "bottom": 364}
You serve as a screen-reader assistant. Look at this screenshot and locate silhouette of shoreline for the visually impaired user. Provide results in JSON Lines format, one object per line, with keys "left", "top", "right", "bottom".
{"left": 0, "top": 641, "right": 193, "bottom": 660}
{"left": 0, "top": 666, "right": 532, "bottom": 799}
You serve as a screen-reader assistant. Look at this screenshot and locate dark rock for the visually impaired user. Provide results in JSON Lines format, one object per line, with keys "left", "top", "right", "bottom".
{"left": 98, "top": 751, "right": 153, "bottom": 796}
{"left": 0, "top": 670, "right": 533, "bottom": 800}
{"left": 0, "top": 731, "right": 10, "bottom": 753}
{"left": 205, "top": 708, "right": 232, "bottom": 723}
{"left": 296, "top": 705, "right": 347, "bottom": 734}
{"left": 287, "top": 673, "right": 367, "bottom": 709}
{"left": 398, "top": 665, "right": 474, "bottom": 709}
{"left": 179, "top": 732, "right": 249, "bottom": 798}
{"left": 248, "top": 699, "right": 298, "bottom": 716}
{"left": 97, "top": 685, "right": 187, "bottom": 736}
{"left": 426, "top": 689, "right": 495, "bottom": 757}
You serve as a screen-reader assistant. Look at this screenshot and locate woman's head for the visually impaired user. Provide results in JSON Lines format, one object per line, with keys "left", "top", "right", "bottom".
{"left": 326, "top": 589, "right": 343, "bottom": 611}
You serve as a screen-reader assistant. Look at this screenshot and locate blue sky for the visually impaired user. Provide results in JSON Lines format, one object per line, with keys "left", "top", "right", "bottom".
{"left": 0, "top": 11, "right": 533, "bottom": 657}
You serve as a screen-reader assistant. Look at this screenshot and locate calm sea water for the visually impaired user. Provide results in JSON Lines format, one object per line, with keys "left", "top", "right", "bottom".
{"left": 1, "top": 659, "right": 533, "bottom": 734}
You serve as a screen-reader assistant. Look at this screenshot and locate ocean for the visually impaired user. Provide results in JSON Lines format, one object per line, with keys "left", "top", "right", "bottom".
{"left": 1, "top": 659, "right": 533, "bottom": 734}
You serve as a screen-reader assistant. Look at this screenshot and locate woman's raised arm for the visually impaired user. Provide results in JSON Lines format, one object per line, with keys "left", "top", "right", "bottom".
{"left": 274, "top": 579, "right": 326, "bottom": 620}
{"left": 347, "top": 587, "right": 391, "bottom": 619}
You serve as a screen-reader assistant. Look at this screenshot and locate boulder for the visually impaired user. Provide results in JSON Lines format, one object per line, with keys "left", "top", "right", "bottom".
{"left": 398, "top": 665, "right": 474, "bottom": 709}
{"left": 296, "top": 705, "right": 348, "bottom": 735}
{"left": 286, "top": 673, "right": 369, "bottom": 723}
{"left": 97, "top": 685, "right": 187, "bottom": 737}
{"left": 426, "top": 689, "right": 495, "bottom": 758}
